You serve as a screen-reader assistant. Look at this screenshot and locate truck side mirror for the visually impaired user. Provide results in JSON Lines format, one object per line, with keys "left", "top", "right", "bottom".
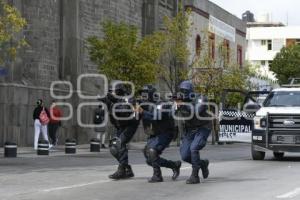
{"left": 244, "top": 103, "right": 261, "bottom": 114}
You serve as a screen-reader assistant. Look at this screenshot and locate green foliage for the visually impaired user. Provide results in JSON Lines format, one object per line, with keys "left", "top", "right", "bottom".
{"left": 270, "top": 45, "right": 300, "bottom": 84}
{"left": 221, "top": 66, "right": 253, "bottom": 106}
{"left": 194, "top": 65, "right": 252, "bottom": 106}
{"left": 192, "top": 36, "right": 254, "bottom": 106}
{"left": 162, "top": 7, "right": 190, "bottom": 63}
{"left": 159, "top": 6, "right": 190, "bottom": 93}
{"left": 88, "top": 5, "right": 190, "bottom": 93}
{"left": 0, "top": 0, "right": 27, "bottom": 64}
{"left": 87, "top": 21, "right": 165, "bottom": 91}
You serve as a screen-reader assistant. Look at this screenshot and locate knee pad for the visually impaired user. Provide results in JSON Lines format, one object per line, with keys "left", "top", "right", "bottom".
{"left": 109, "top": 137, "right": 122, "bottom": 158}
{"left": 143, "top": 146, "right": 152, "bottom": 166}
{"left": 148, "top": 148, "right": 159, "bottom": 163}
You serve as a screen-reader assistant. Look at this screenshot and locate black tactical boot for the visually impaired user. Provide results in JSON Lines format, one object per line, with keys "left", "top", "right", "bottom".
{"left": 201, "top": 159, "right": 209, "bottom": 179}
{"left": 125, "top": 164, "right": 135, "bottom": 178}
{"left": 186, "top": 168, "right": 200, "bottom": 184}
{"left": 148, "top": 167, "right": 163, "bottom": 183}
{"left": 171, "top": 161, "right": 182, "bottom": 180}
{"left": 109, "top": 165, "right": 126, "bottom": 180}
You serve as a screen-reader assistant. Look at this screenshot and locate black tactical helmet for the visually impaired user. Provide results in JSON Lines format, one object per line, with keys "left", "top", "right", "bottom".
{"left": 178, "top": 80, "right": 195, "bottom": 102}
{"left": 109, "top": 80, "right": 128, "bottom": 96}
{"left": 140, "top": 84, "right": 157, "bottom": 102}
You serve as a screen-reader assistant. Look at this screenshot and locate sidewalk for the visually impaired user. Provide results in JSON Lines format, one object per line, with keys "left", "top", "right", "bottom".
{"left": 0, "top": 135, "right": 218, "bottom": 158}
{"left": 0, "top": 142, "right": 163, "bottom": 158}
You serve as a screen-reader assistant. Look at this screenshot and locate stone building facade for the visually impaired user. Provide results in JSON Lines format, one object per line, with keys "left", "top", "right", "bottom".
{"left": 185, "top": 0, "right": 247, "bottom": 69}
{"left": 0, "top": 0, "right": 177, "bottom": 146}
{"left": 0, "top": 0, "right": 246, "bottom": 147}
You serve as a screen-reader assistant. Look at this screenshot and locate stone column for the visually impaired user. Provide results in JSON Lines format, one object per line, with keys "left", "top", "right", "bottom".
{"left": 61, "top": 0, "right": 82, "bottom": 86}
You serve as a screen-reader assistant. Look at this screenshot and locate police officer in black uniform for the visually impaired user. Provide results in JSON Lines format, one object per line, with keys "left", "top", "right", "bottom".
{"left": 138, "top": 85, "right": 181, "bottom": 183}
{"left": 176, "top": 80, "right": 211, "bottom": 184}
{"left": 101, "top": 81, "right": 140, "bottom": 180}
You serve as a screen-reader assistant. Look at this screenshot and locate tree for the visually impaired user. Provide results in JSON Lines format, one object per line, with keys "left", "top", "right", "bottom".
{"left": 87, "top": 21, "right": 165, "bottom": 91}
{"left": 192, "top": 33, "right": 254, "bottom": 106}
{"left": 87, "top": 4, "right": 190, "bottom": 93}
{"left": 270, "top": 45, "right": 300, "bottom": 84}
{"left": 159, "top": 5, "right": 190, "bottom": 93}
{"left": 192, "top": 34, "right": 255, "bottom": 144}
{"left": 0, "top": 0, "right": 27, "bottom": 64}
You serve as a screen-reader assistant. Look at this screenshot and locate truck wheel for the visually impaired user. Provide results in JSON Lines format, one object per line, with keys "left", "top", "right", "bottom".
{"left": 252, "top": 145, "right": 265, "bottom": 160}
{"left": 273, "top": 152, "right": 284, "bottom": 160}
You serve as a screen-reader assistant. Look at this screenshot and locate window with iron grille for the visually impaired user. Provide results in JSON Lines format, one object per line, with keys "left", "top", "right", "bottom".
{"left": 209, "top": 33, "right": 215, "bottom": 60}
{"left": 237, "top": 45, "right": 243, "bottom": 68}
{"left": 224, "top": 39, "right": 230, "bottom": 65}
{"left": 196, "top": 35, "right": 201, "bottom": 56}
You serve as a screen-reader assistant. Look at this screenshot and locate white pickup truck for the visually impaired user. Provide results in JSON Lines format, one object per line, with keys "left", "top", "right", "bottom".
{"left": 252, "top": 86, "right": 300, "bottom": 160}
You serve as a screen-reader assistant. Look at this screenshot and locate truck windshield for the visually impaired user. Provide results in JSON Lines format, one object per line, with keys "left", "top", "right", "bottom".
{"left": 263, "top": 91, "right": 300, "bottom": 107}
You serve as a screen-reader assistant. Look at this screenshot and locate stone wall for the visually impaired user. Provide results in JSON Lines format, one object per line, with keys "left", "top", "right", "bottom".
{"left": 11, "top": 0, "right": 60, "bottom": 87}
{"left": 0, "top": 0, "right": 63, "bottom": 147}
{"left": 79, "top": 0, "right": 144, "bottom": 90}
{"left": 0, "top": 0, "right": 246, "bottom": 146}
{"left": 0, "top": 0, "right": 177, "bottom": 146}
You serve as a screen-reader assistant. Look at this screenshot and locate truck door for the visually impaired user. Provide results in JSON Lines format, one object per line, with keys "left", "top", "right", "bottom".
{"left": 218, "top": 89, "right": 269, "bottom": 143}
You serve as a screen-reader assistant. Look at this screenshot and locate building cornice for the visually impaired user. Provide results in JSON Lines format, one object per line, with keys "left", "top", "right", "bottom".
{"left": 185, "top": 5, "right": 246, "bottom": 38}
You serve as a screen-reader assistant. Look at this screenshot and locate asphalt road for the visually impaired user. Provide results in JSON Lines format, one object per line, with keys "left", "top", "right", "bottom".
{"left": 1, "top": 143, "right": 300, "bottom": 200}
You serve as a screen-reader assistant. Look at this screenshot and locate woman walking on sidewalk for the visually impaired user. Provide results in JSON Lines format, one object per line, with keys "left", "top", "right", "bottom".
{"left": 33, "top": 99, "right": 51, "bottom": 150}
{"left": 49, "top": 101, "right": 62, "bottom": 146}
